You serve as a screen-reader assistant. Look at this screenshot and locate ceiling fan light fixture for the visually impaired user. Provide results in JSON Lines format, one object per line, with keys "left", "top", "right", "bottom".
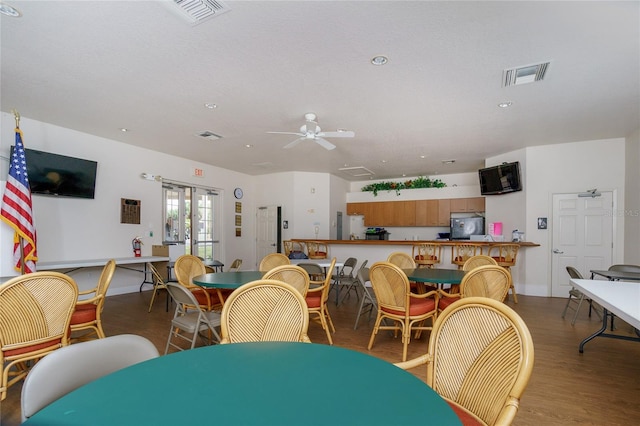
{"left": 0, "top": 2, "right": 21, "bottom": 17}
{"left": 371, "top": 55, "right": 388, "bottom": 66}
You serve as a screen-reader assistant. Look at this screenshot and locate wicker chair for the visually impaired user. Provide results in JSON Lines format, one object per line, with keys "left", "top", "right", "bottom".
{"left": 174, "top": 254, "right": 226, "bottom": 311}
{"left": 228, "top": 259, "right": 242, "bottom": 272}
{"left": 69, "top": 259, "right": 116, "bottom": 341}
{"left": 462, "top": 255, "right": 498, "bottom": 271}
{"left": 412, "top": 244, "right": 442, "bottom": 268}
{"left": 259, "top": 253, "right": 291, "bottom": 272}
{"left": 451, "top": 243, "right": 485, "bottom": 269}
{"left": 367, "top": 261, "right": 438, "bottom": 362}
{"left": 0, "top": 272, "right": 78, "bottom": 401}
{"left": 395, "top": 297, "right": 534, "bottom": 426}
{"left": 387, "top": 251, "right": 416, "bottom": 269}
{"left": 306, "top": 258, "right": 337, "bottom": 344}
{"left": 220, "top": 279, "right": 311, "bottom": 344}
{"left": 307, "top": 241, "right": 328, "bottom": 259}
{"left": 147, "top": 262, "right": 169, "bottom": 313}
{"left": 438, "top": 265, "right": 512, "bottom": 312}
{"left": 262, "top": 265, "right": 310, "bottom": 297}
{"left": 21, "top": 334, "right": 159, "bottom": 421}
{"left": 283, "top": 240, "right": 306, "bottom": 257}
{"left": 489, "top": 244, "right": 520, "bottom": 303}
{"left": 164, "top": 283, "right": 222, "bottom": 353}
{"left": 562, "top": 266, "right": 601, "bottom": 325}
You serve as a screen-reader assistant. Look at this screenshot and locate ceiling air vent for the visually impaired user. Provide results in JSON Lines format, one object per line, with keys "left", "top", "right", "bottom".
{"left": 339, "top": 166, "right": 375, "bottom": 177}
{"left": 503, "top": 62, "right": 550, "bottom": 87}
{"left": 167, "top": 0, "right": 231, "bottom": 26}
{"left": 196, "top": 130, "right": 222, "bottom": 140}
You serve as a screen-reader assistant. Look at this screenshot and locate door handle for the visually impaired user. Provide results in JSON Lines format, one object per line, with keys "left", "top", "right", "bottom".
{"left": 552, "top": 249, "right": 564, "bottom": 254}
{"left": 270, "top": 243, "right": 276, "bottom": 246}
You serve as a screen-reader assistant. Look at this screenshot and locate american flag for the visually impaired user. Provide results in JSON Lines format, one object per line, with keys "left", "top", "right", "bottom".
{"left": 1, "top": 128, "right": 37, "bottom": 273}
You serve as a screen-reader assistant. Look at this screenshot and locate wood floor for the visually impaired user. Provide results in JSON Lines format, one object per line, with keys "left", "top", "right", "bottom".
{"left": 2, "top": 287, "right": 640, "bottom": 425}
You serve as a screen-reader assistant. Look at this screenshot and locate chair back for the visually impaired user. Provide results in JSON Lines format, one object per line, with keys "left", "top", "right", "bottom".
{"left": 566, "top": 266, "right": 584, "bottom": 279}
{"left": 608, "top": 264, "right": 640, "bottom": 273}
{"left": 174, "top": 254, "right": 206, "bottom": 287}
{"left": 306, "top": 241, "right": 328, "bottom": 259}
{"left": 451, "top": 244, "right": 484, "bottom": 269}
{"left": 340, "top": 257, "right": 358, "bottom": 277}
{"left": 315, "top": 258, "right": 336, "bottom": 305}
{"left": 0, "top": 272, "right": 79, "bottom": 400}
{"left": 165, "top": 281, "right": 203, "bottom": 308}
{"left": 489, "top": 244, "right": 520, "bottom": 268}
{"left": 460, "top": 265, "right": 511, "bottom": 302}
{"left": 228, "top": 259, "right": 242, "bottom": 272}
{"left": 369, "top": 261, "right": 410, "bottom": 312}
{"left": 259, "top": 253, "right": 290, "bottom": 272}
{"left": 21, "top": 334, "right": 158, "bottom": 421}
{"left": 386, "top": 252, "right": 416, "bottom": 269}
{"left": 412, "top": 244, "right": 442, "bottom": 268}
{"left": 427, "top": 297, "right": 534, "bottom": 426}
{"left": 262, "top": 265, "right": 310, "bottom": 297}
{"left": 462, "top": 255, "right": 498, "bottom": 271}
{"left": 95, "top": 259, "right": 117, "bottom": 303}
{"left": 283, "top": 240, "right": 305, "bottom": 256}
{"left": 220, "top": 279, "right": 310, "bottom": 343}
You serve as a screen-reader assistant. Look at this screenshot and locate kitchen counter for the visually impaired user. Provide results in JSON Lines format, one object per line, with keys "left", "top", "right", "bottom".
{"left": 291, "top": 239, "right": 539, "bottom": 247}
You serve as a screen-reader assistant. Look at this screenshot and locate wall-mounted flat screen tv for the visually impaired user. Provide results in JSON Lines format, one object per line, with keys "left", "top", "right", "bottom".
{"left": 10, "top": 146, "right": 98, "bottom": 199}
{"left": 478, "top": 161, "right": 522, "bottom": 195}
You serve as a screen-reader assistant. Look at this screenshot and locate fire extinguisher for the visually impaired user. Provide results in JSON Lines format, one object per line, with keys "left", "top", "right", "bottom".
{"left": 132, "top": 237, "right": 142, "bottom": 257}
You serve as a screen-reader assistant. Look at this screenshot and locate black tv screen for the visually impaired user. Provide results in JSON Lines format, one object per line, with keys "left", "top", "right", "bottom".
{"left": 478, "top": 161, "right": 522, "bottom": 195}
{"left": 11, "top": 146, "right": 98, "bottom": 199}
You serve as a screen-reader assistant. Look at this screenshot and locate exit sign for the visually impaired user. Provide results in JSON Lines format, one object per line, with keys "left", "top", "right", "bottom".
{"left": 193, "top": 168, "right": 204, "bottom": 178}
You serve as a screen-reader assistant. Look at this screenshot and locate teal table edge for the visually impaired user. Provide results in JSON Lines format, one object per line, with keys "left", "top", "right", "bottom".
{"left": 192, "top": 271, "right": 263, "bottom": 289}
{"left": 404, "top": 268, "right": 466, "bottom": 284}
{"left": 25, "top": 342, "right": 461, "bottom": 425}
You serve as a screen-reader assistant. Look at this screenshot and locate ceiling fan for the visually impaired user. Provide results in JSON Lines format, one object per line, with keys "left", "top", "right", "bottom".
{"left": 267, "top": 113, "right": 354, "bottom": 150}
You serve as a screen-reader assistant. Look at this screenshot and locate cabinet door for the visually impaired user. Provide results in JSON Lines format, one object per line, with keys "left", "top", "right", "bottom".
{"left": 415, "top": 200, "right": 428, "bottom": 226}
{"left": 438, "top": 199, "right": 451, "bottom": 226}
{"left": 450, "top": 198, "right": 467, "bottom": 212}
{"left": 425, "top": 200, "right": 439, "bottom": 226}
{"left": 364, "top": 202, "right": 383, "bottom": 226}
{"left": 397, "top": 201, "right": 416, "bottom": 226}
{"left": 467, "top": 197, "right": 485, "bottom": 213}
{"left": 347, "top": 203, "right": 365, "bottom": 215}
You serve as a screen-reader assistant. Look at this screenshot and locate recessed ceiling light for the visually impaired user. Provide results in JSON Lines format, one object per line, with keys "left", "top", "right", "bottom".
{"left": 420, "top": 155, "right": 426, "bottom": 159}
{"left": 442, "top": 160, "right": 455, "bottom": 165}
{"left": 371, "top": 55, "right": 388, "bottom": 66}
{"left": 204, "top": 103, "right": 217, "bottom": 109}
{"left": 120, "top": 128, "right": 129, "bottom": 132}
{"left": 498, "top": 102, "right": 513, "bottom": 108}
{"left": 381, "top": 160, "right": 387, "bottom": 163}
{"left": 245, "top": 144, "right": 253, "bottom": 148}
{"left": 0, "top": 3, "right": 21, "bottom": 17}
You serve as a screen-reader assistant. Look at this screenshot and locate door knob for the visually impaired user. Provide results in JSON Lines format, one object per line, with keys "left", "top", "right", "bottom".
{"left": 552, "top": 249, "right": 564, "bottom": 254}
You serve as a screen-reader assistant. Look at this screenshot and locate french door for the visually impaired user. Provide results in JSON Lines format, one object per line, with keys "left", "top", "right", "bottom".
{"left": 163, "top": 182, "right": 221, "bottom": 261}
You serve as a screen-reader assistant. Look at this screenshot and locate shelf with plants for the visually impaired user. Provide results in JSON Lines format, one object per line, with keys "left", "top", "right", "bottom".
{"left": 361, "top": 176, "right": 446, "bottom": 196}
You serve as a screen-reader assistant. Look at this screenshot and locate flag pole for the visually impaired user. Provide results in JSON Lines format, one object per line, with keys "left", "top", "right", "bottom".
{"left": 11, "top": 109, "right": 26, "bottom": 274}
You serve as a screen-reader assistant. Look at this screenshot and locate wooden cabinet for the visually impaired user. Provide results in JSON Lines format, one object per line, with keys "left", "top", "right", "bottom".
{"left": 449, "top": 197, "right": 485, "bottom": 213}
{"left": 349, "top": 197, "right": 482, "bottom": 227}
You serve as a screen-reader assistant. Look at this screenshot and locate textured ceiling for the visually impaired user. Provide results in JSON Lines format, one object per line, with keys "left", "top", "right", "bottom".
{"left": 1, "top": 1, "right": 638, "bottom": 181}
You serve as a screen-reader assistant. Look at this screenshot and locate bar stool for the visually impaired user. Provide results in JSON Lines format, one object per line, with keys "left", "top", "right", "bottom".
{"left": 412, "top": 243, "right": 442, "bottom": 268}
{"left": 307, "top": 241, "right": 328, "bottom": 259}
{"left": 451, "top": 243, "right": 484, "bottom": 269}
{"left": 488, "top": 243, "right": 519, "bottom": 303}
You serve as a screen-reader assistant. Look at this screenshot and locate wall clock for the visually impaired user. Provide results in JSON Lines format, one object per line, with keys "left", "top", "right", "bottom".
{"left": 234, "top": 188, "right": 243, "bottom": 199}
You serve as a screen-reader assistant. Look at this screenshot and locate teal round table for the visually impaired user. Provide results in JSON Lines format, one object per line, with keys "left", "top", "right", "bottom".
{"left": 25, "top": 342, "right": 461, "bottom": 425}
{"left": 192, "top": 271, "right": 263, "bottom": 289}
{"left": 404, "top": 268, "right": 466, "bottom": 286}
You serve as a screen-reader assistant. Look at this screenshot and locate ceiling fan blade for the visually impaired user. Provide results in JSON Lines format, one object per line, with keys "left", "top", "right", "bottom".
{"left": 267, "top": 131, "right": 304, "bottom": 136}
{"left": 283, "top": 137, "right": 306, "bottom": 149}
{"left": 317, "top": 130, "right": 355, "bottom": 138}
{"left": 314, "top": 137, "right": 336, "bottom": 150}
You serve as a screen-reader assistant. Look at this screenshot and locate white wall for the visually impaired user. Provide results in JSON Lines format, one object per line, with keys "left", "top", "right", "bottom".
{"left": 487, "top": 138, "right": 626, "bottom": 297}
{"left": 624, "top": 128, "right": 640, "bottom": 265}
{"left": 329, "top": 174, "right": 349, "bottom": 240}
{"left": 0, "top": 113, "right": 254, "bottom": 293}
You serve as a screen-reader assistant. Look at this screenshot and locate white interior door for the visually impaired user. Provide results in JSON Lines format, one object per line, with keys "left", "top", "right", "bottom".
{"left": 256, "top": 206, "right": 278, "bottom": 267}
{"left": 551, "top": 192, "right": 613, "bottom": 297}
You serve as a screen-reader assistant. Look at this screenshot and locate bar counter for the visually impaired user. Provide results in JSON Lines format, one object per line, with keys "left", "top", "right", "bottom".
{"left": 291, "top": 239, "right": 539, "bottom": 248}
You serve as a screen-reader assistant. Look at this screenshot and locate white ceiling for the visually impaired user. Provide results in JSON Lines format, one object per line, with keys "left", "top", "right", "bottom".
{"left": 1, "top": 1, "right": 638, "bottom": 181}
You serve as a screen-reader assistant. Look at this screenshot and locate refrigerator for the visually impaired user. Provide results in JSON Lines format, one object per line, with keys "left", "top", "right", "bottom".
{"left": 450, "top": 217, "right": 485, "bottom": 240}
